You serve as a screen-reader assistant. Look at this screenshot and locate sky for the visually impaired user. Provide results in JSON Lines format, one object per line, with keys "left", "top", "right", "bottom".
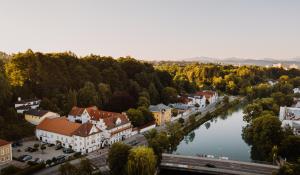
{"left": 0, "top": 0, "right": 299, "bottom": 60}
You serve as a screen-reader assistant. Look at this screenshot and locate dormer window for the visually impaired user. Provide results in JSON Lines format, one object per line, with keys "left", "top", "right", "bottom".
{"left": 115, "top": 118, "right": 122, "bottom": 125}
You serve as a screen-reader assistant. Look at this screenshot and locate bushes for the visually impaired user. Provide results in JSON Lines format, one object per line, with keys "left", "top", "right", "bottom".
{"left": 0, "top": 164, "right": 45, "bottom": 175}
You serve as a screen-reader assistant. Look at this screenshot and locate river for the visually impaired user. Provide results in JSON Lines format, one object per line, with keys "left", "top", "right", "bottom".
{"left": 172, "top": 107, "right": 251, "bottom": 162}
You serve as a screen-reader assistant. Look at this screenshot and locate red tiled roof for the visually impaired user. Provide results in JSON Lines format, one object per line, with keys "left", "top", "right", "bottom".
{"left": 73, "top": 123, "right": 101, "bottom": 137}
{"left": 0, "top": 139, "right": 10, "bottom": 147}
{"left": 37, "top": 117, "right": 81, "bottom": 136}
{"left": 178, "top": 96, "right": 192, "bottom": 104}
{"left": 195, "top": 91, "right": 216, "bottom": 99}
{"left": 69, "top": 106, "right": 130, "bottom": 129}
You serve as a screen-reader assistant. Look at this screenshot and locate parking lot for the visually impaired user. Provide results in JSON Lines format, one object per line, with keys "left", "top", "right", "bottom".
{"left": 12, "top": 140, "right": 74, "bottom": 163}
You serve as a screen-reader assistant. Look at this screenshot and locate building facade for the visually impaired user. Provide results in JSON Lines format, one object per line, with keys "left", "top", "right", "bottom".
{"left": 15, "top": 97, "right": 41, "bottom": 114}
{"left": 279, "top": 106, "right": 300, "bottom": 135}
{"left": 0, "top": 139, "right": 12, "bottom": 165}
{"left": 36, "top": 117, "right": 104, "bottom": 153}
{"left": 149, "top": 104, "right": 172, "bottom": 125}
{"left": 68, "top": 106, "right": 133, "bottom": 145}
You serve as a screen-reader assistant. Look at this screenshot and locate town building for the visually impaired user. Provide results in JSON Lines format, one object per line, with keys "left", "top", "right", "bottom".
{"left": 178, "top": 95, "right": 206, "bottom": 109}
{"left": 293, "top": 88, "right": 300, "bottom": 94}
{"left": 168, "top": 103, "right": 193, "bottom": 116}
{"left": 279, "top": 106, "right": 300, "bottom": 135}
{"left": 25, "top": 109, "right": 60, "bottom": 125}
{"left": 195, "top": 91, "right": 218, "bottom": 104}
{"left": 36, "top": 117, "right": 103, "bottom": 153}
{"left": 149, "top": 104, "right": 172, "bottom": 125}
{"left": 15, "top": 97, "right": 41, "bottom": 114}
{"left": 68, "top": 106, "right": 133, "bottom": 145}
{"left": 0, "top": 139, "right": 12, "bottom": 165}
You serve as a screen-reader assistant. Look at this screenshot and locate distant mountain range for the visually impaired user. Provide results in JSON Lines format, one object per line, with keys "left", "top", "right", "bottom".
{"left": 183, "top": 57, "right": 300, "bottom": 67}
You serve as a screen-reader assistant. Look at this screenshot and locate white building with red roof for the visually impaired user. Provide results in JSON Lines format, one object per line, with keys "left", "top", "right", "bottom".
{"left": 36, "top": 117, "right": 103, "bottom": 153}
{"left": 68, "top": 106, "right": 133, "bottom": 145}
{"left": 195, "top": 90, "right": 218, "bottom": 104}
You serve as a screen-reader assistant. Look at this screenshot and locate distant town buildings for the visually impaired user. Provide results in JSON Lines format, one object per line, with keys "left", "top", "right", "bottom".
{"left": 149, "top": 104, "right": 172, "bottom": 125}
{"left": 14, "top": 97, "right": 41, "bottom": 114}
{"left": 279, "top": 106, "right": 300, "bottom": 135}
{"left": 195, "top": 90, "right": 218, "bottom": 104}
{"left": 272, "top": 63, "right": 283, "bottom": 68}
{"left": 25, "top": 109, "right": 60, "bottom": 125}
{"left": 0, "top": 139, "right": 12, "bottom": 165}
{"left": 293, "top": 88, "right": 300, "bottom": 94}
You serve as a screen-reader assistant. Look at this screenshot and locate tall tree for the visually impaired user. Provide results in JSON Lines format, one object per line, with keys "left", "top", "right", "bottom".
{"left": 108, "top": 143, "right": 132, "bottom": 175}
{"left": 161, "top": 87, "right": 178, "bottom": 104}
{"left": 127, "top": 146, "right": 157, "bottom": 175}
{"left": 78, "top": 82, "right": 98, "bottom": 107}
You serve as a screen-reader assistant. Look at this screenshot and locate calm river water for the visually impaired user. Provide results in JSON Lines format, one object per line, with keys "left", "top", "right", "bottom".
{"left": 172, "top": 107, "right": 251, "bottom": 162}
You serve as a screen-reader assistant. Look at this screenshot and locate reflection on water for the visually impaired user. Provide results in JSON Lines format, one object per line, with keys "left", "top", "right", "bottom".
{"left": 173, "top": 107, "right": 251, "bottom": 162}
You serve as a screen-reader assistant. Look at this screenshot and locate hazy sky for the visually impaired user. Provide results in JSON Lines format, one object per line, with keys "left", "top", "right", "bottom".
{"left": 0, "top": 0, "right": 299, "bottom": 60}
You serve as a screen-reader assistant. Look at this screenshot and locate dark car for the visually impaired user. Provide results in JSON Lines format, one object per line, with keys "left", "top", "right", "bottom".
{"left": 48, "top": 143, "right": 55, "bottom": 147}
{"left": 55, "top": 144, "right": 63, "bottom": 150}
{"left": 12, "top": 141, "right": 23, "bottom": 147}
{"left": 28, "top": 158, "right": 44, "bottom": 165}
{"left": 20, "top": 155, "right": 32, "bottom": 162}
{"left": 205, "top": 163, "right": 216, "bottom": 168}
{"left": 18, "top": 155, "right": 27, "bottom": 161}
{"left": 25, "top": 147, "right": 38, "bottom": 152}
{"left": 56, "top": 155, "right": 66, "bottom": 163}
{"left": 63, "top": 148, "right": 74, "bottom": 154}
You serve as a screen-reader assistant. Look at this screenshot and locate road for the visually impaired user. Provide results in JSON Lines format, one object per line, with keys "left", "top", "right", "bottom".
{"left": 161, "top": 154, "right": 278, "bottom": 175}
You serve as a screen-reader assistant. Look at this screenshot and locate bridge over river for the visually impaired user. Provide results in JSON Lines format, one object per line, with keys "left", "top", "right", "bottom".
{"left": 161, "top": 154, "right": 279, "bottom": 175}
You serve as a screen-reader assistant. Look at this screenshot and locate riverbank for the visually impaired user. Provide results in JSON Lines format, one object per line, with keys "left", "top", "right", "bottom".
{"left": 182, "top": 97, "right": 245, "bottom": 136}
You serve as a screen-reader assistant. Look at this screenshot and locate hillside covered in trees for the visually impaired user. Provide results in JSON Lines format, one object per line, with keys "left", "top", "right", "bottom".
{"left": 1, "top": 50, "right": 300, "bottom": 141}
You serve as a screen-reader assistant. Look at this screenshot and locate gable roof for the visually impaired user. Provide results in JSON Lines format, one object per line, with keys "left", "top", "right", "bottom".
{"left": 37, "top": 117, "right": 81, "bottom": 136}
{"left": 69, "top": 106, "right": 130, "bottom": 130}
{"left": 0, "top": 139, "right": 10, "bottom": 147}
{"left": 73, "top": 123, "right": 101, "bottom": 137}
{"left": 149, "top": 103, "right": 171, "bottom": 112}
{"left": 25, "top": 109, "right": 49, "bottom": 117}
{"left": 195, "top": 91, "right": 216, "bottom": 99}
{"left": 168, "top": 103, "right": 191, "bottom": 110}
{"left": 15, "top": 98, "right": 41, "bottom": 104}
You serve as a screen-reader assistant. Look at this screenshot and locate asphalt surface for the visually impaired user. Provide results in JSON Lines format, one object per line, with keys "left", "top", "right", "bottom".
{"left": 161, "top": 154, "right": 279, "bottom": 175}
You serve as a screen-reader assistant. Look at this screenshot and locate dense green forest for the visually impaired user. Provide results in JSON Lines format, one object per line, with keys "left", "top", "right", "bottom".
{"left": 1, "top": 50, "right": 300, "bottom": 141}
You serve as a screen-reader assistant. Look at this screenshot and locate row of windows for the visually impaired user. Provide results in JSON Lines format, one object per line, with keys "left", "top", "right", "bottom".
{"left": 0, "top": 156, "right": 10, "bottom": 162}
{"left": 0, "top": 148, "right": 10, "bottom": 155}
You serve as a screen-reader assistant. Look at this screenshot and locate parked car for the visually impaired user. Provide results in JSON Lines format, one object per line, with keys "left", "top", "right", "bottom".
{"left": 20, "top": 155, "right": 32, "bottom": 162}
{"left": 18, "top": 155, "right": 27, "bottom": 161}
{"left": 205, "top": 163, "right": 216, "bottom": 168}
{"left": 12, "top": 141, "right": 23, "bottom": 147}
{"left": 63, "top": 148, "right": 74, "bottom": 154}
{"left": 48, "top": 143, "right": 55, "bottom": 147}
{"left": 55, "top": 144, "right": 63, "bottom": 150}
{"left": 56, "top": 155, "right": 66, "bottom": 163}
{"left": 25, "top": 147, "right": 38, "bottom": 152}
{"left": 28, "top": 158, "right": 44, "bottom": 165}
